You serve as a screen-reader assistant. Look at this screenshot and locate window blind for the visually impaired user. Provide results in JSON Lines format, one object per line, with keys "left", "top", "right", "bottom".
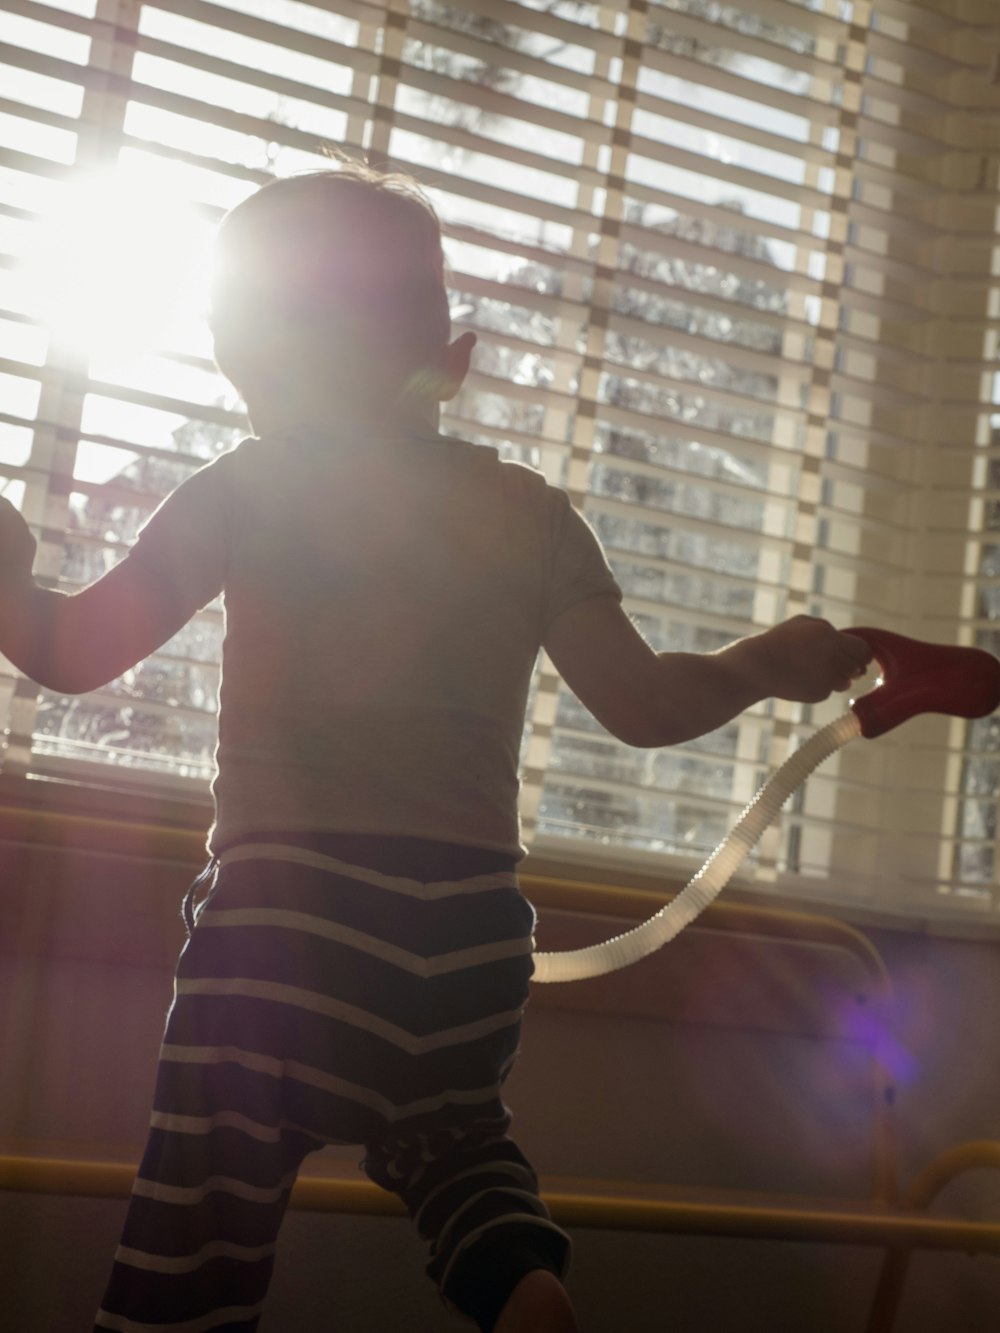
{"left": 1, "top": 0, "right": 999, "bottom": 924}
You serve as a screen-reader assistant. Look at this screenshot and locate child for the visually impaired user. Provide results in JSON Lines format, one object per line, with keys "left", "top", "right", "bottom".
{"left": 0, "top": 162, "right": 873, "bottom": 1332}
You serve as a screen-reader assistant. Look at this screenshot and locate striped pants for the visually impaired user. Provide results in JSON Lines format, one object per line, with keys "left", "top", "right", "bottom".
{"left": 94, "top": 841, "right": 569, "bottom": 1332}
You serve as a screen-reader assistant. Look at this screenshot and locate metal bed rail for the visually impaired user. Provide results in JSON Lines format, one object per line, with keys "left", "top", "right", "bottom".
{"left": 522, "top": 872, "right": 899, "bottom": 1207}
{"left": 2, "top": 1148, "right": 998, "bottom": 1333}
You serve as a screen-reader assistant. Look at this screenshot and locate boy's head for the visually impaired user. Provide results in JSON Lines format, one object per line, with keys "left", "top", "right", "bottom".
{"left": 209, "top": 161, "right": 468, "bottom": 419}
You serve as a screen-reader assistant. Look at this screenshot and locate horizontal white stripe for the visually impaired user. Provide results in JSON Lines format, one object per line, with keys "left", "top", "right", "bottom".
{"left": 217, "top": 843, "right": 517, "bottom": 900}
{"left": 149, "top": 1108, "right": 285, "bottom": 1144}
{"left": 158, "top": 1044, "right": 502, "bottom": 1123}
{"left": 439, "top": 1215, "right": 571, "bottom": 1294}
{"left": 175, "top": 976, "right": 523, "bottom": 1053}
{"left": 115, "top": 1239, "right": 275, "bottom": 1275}
{"left": 498, "top": 1049, "right": 518, "bottom": 1081}
{"left": 436, "top": 1187, "right": 546, "bottom": 1257}
{"left": 197, "top": 907, "right": 532, "bottom": 976}
{"left": 131, "top": 1170, "right": 298, "bottom": 1207}
{"left": 413, "top": 1159, "right": 536, "bottom": 1232}
{"left": 95, "top": 1302, "right": 264, "bottom": 1332}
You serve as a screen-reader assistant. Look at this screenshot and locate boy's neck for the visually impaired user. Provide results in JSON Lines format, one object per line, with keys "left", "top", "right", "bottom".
{"left": 247, "top": 389, "right": 439, "bottom": 441}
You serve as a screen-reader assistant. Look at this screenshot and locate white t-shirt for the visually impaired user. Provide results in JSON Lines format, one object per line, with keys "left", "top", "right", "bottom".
{"left": 129, "top": 430, "right": 622, "bottom": 857}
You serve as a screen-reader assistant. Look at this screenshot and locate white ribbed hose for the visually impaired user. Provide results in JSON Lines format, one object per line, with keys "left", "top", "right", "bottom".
{"left": 532, "top": 710, "right": 863, "bottom": 983}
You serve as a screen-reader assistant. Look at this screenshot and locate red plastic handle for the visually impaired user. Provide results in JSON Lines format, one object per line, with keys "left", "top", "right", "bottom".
{"left": 845, "top": 627, "right": 1000, "bottom": 739}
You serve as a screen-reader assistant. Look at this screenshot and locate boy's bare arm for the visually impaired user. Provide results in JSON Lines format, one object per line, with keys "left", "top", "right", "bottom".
{"left": 544, "top": 594, "right": 873, "bottom": 748}
{"left": 0, "top": 498, "right": 195, "bottom": 694}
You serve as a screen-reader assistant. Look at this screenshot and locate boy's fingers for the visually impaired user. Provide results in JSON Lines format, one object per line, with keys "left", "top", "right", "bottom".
{"left": 839, "top": 633, "right": 874, "bottom": 670}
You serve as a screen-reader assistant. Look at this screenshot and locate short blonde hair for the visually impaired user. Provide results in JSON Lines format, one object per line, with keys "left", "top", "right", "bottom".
{"left": 209, "top": 160, "right": 450, "bottom": 398}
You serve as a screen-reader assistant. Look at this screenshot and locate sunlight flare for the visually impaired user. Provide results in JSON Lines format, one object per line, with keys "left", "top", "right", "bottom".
{"left": 24, "top": 163, "right": 211, "bottom": 361}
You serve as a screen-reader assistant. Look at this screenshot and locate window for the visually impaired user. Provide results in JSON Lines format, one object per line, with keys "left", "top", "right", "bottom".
{"left": 2, "top": 0, "right": 999, "bottom": 924}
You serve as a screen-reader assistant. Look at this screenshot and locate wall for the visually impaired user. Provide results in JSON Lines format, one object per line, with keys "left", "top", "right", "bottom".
{"left": 2, "top": 828, "right": 1000, "bottom": 1332}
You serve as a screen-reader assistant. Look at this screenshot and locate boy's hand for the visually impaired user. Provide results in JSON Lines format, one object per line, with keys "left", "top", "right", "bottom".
{"left": 546, "top": 597, "right": 877, "bottom": 748}
{"left": 0, "top": 496, "right": 37, "bottom": 583}
{"left": 747, "top": 615, "right": 874, "bottom": 703}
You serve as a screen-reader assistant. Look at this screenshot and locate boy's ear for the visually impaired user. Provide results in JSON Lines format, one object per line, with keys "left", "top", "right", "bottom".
{"left": 436, "top": 330, "right": 476, "bottom": 400}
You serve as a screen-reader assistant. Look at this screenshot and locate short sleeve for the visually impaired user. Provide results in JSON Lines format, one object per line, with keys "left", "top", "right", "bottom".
{"left": 126, "top": 452, "right": 233, "bottom": 615}
{"left": 544, "top": 486, "right": 622, "bottom": 628}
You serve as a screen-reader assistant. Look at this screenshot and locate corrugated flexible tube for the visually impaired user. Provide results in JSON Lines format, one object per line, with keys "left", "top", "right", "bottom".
{"left": 531, "top": 627, "right": 1000, "bottom": 984}
{"left": 531, "top": 710, "right": 862, "bottom": 984}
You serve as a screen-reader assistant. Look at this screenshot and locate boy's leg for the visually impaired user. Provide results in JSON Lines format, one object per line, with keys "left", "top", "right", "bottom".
{"left": 363, "top": 1119, "right": 573, "bottom": 1333}
{"left": 94, "top": 860, "right": 327, "bottom": 1332}
{"left": 93, "top": 1042, "right": 320, "bottom": 1332}
{"left": 495, "top": 1271, "right": 577, "bottom": 1333}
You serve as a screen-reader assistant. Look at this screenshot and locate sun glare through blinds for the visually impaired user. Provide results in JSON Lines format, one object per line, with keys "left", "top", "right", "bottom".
{"left": 0, "top": 0, "right": 999, "bottom": 924}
